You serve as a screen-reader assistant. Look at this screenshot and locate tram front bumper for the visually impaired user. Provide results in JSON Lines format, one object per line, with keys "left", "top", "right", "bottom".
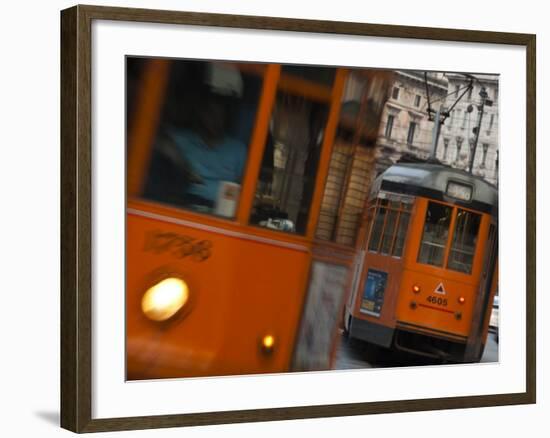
{"left": 349, "top": 316, "right": 394, "bottom": 348}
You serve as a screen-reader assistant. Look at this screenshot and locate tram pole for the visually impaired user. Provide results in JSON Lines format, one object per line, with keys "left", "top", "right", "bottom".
{"left": 429, "top": 106, "right": 442, "bottom": 160}
{"left": 467, "top": 86, "right": 490, "bottom": 174}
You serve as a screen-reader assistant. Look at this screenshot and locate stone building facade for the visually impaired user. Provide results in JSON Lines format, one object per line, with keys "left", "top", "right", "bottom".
{"left": 438, "top": 73, "right": 499, "bottom": 185}
{"left": 375, "top": 71, "right": 448, "bottom": 170}
{"left": 374, "top": 71, "right": 499, "bottom": 186}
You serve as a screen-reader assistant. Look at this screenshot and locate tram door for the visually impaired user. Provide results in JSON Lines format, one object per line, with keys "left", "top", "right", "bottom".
{"left": 349, "top": 193, "right": 414, "bottom": 346}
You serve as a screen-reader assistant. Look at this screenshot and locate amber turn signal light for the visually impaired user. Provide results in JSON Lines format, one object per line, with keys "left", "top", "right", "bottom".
{"left": 260, "top": 334, "right": 275, "bottom": 355}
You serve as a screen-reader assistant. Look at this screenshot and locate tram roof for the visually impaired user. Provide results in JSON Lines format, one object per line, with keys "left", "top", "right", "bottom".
{"left": 373, "top": 163, "right": 498, "bottom": 215}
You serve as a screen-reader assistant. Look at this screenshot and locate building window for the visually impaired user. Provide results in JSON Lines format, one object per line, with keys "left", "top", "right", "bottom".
{"left": 443, "top": 137, "right": 450, "bottom": 161}
{"left": 406, "top": 122, "right": 416, "bottom": 146}
{"left": 455, "top": 136, "right": 463, "bottom": 162}
{"left": 467, "top": 86, "right": 473, "bottom": 100}
{"left": 392, "top": 87, "right": 400, "bottom": 100}
{"left": 414, "top": 95, "right": 421, "bottom": 107}
{"left": 489, "top": 113, "right": 495, "bottom": 132}
{"left": 385, "top": 114, "right": 394, "bottom": 138}
{"left": 455, "top": 85, "right": 460, "bottom": 96}
{"left": 481, "top": 143, "right": 489, "bottom": 168}
{"left": 451, "top": 108, "right": 460, "bottom": 127}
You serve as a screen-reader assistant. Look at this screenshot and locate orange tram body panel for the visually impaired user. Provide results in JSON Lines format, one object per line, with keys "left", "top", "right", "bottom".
{"left": 344, "top": 163, "right": 498, "bottom": 362}
{"left": 126, "top": 202, "right": 313, "bottom": 379}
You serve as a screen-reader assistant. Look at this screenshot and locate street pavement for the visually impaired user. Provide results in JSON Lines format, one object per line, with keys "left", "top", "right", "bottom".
{"left": 334, "top": 330, "right": 499, "bottom": 370}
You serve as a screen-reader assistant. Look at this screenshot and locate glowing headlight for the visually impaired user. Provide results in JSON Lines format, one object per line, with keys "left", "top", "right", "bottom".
{"left": 141, "top": 277, "right": 189, "bottom": 322}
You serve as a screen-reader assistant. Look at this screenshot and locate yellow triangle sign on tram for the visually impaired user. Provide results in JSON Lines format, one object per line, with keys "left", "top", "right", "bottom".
{"left": 434, "top": 282, "right": 446, "bottom": 295}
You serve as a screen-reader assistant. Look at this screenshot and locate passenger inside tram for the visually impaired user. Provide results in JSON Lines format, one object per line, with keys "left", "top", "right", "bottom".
{"left": 137, "top": 61, "right": 261, "bottom": 218}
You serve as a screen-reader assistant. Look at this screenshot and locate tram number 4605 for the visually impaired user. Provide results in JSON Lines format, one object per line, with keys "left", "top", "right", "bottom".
{"left": 426, "top": 295, "right": 448, "bottom": 307}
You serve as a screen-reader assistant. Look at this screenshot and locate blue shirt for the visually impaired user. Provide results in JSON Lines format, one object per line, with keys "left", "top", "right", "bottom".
{"left": 166, "top": 128, "right": 247, "bottom": 203}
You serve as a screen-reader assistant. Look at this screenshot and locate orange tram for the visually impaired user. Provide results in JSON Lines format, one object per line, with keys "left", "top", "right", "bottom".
{"left": 344, "top": 163, "right": 498, "bottom": 363}
{"left": 126, "top": 58, "right": 497, "bottom": 380}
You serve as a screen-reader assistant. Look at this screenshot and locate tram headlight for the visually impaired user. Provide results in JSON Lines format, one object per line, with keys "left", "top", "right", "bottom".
{"left": 141, "top": 277, "right": 189, "bottom": 322}
{"left": 458, "top": 296, "right": 466, "bottom": 304}
{"left": 412, "top": 284, "right": 421, "bottom": 294}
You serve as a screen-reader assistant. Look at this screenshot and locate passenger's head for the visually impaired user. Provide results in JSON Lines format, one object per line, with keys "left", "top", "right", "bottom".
{"left": 193, "top": 63, "right": 243, "bottom": 145}
{"left": 194, "top": 93, "right": 229, "bottom": 145}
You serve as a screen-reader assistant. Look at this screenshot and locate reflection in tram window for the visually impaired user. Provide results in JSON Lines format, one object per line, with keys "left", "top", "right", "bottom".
{"left": 447, "top": 209, "right": 481, "bottom": 274}
{"left": 250, "top": 91, "right": 329, "bottom": 234}
{"left": 133, "top": 60, "right": 262, "bottom": 218}
{"left": 417, "top": 202, "right": 452, "bottom": 267}
{"left": 315, "top": 70, "right": 394, "bottom": 246}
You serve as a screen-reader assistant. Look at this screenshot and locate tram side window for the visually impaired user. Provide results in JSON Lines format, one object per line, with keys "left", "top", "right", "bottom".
{"left": 380, "top": 203, "right": 399, "bottom": 254}
{"left": 392, "top": 203, "right": 411, "bottom": 257}
{"left": 417, "top": 202, "right": 452, "bottom": 267}
{"left": 315, "top": 70, "right": 394, "bottom": 246}
{"left": 367, "top": 200, "right": 387, "bottom": 252}
{"left": 447, "top": 209, "right": 481, "bottom": 274}
{"left": 367, "top": 198, "right": 412, "bottom": 257}
{"left": 133, "top": 59, "right": 262, "bottom": 219}
{"left": 249, "top": 90, "right": 329, "bottom": 235}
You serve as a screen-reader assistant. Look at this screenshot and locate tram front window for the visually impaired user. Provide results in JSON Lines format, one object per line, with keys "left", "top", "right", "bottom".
{"left": 417, "top": 202, "right": 452, "bottom": 267}
{"left": 447, "top": 209, "right": 481, "bottom": 274}
{"left": 250, "top": 91, "right": 329, "bottom": 235}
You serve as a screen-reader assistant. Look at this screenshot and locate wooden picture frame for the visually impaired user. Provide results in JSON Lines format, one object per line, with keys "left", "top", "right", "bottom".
{"left": 61, "top": 4, "right": 536, "bottom": 433}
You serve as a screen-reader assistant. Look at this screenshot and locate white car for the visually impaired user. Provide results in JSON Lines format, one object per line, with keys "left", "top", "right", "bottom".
{"left": 489, "top": 295, "right": 499, "bottom": 342}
